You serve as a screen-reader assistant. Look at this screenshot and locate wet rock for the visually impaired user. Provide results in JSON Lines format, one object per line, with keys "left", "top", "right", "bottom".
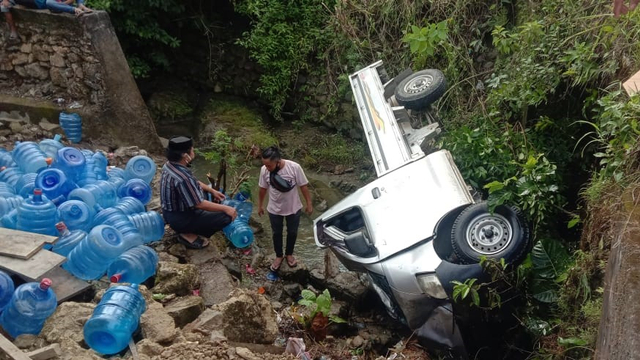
{"left": 221, "top": 258, "right": 243, "bottom": 280}
{"left": 351, "top": 335, "right": 364, "bottom": 348}
{"left": 41, "top": 302, "right": 96, "bottom": 346}
{"left": 277, "top": 258, "right": 309, "bottom": 284}
{"left": 141, "top": 299, "right": 178, "bottom": 344}
{"left": 187, "top": 235, "right": 223, "bottom": 265}
{"left": 167, "top": 243, "right": 187, "bottom": 259}
{"left": 210, "top": 289, "right": 278, "bottom": 344}
{"left": 324, "top": 249, "right": 341, "bottom": 279}
{"left": 236, "top": 347, "right": 260, "bottom": 360}
{"left": 153, "top": 261, "right": 200, "bottom": 296}
{"left": 165, "top": 295, "right": 205, "bottom": 328}
{"left": 9, "top": 122, "right": 24, "bottom": 134}
{"left": 38, "top": 120, "right": 60, "bottom": 132}
{"left": 198, "top": 261, "right": 235, "bottom": 306}
{"left": 157, "top": 251, "right": 180, "bottom": 263}
{"left": 311, "top": 270, "right": 368, "bottom": 303}
{"left": 283, "top": 283, "right": 302, "bottom": 297}
{"left": 183, "top": 308, "right": 224, "bottom": 334}
{"left": 13, "top": 334, "right": 40, "bottom": 349}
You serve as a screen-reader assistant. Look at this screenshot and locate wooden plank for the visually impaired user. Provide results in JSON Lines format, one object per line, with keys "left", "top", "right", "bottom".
{"left": 25, "top": 344, "right": 61, "bottom": 360}
{"left": 0, "top": 251, "right": 66, "bottom": 282}
{"left": 0, "top": 228, "right": 57, "bottom": 260}
{"left": 39, "top": 267, "right": 91, "bottom": 303}
{"left": 0, "top": 333, "right": 31, "bottom": 360}
{"left": 623, "top": 69, "right": 640, "bottom": 96}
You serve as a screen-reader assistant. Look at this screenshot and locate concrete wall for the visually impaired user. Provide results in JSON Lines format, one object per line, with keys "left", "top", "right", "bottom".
{"left": 0, "top": 8, "right": 161, "bottom": 152}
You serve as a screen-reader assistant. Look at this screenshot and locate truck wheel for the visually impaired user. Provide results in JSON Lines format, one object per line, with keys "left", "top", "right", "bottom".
{"left": 394, "top": 69, "right": 446, "bottom": 110}
{"left": 451, "top": 202, "right": 531, "bottom": 265}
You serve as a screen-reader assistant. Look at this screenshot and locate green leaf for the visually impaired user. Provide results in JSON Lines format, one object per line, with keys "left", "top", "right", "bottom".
{"left": 484, "top": 181, "right": 505, "bottom": 193}
{"left": 329, "top": 315, "right": 347, "bottom": 324}
{"left": 531, "top": 238, "right": 570, "bottom": 279}
{"left": 471, "top": 289, "right": 480, "bottom": 306}
{"left": 298, "top": 299, "right": 314, "bottom": 307}
{"left": 558, "top": 337, "right": 589, "bottom": 347}
{"left": 316, "top": 294, "right": 331, "bottom": 316}
{"left": 567, "top": 216, "right": 580, "bottom": 229}
{"left": 301, "top": 289, "right": 316, "bottom": 301}
{"left": 531, "top": 279, "right": 559, "bottom": 303}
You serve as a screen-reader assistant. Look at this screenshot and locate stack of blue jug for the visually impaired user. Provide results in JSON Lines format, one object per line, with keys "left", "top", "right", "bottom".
{"left": 64, "top": 225, "right": 129, "bottom": 281}
{"left": 222, "top": 199, "right": 254, "bottom": 248}
{"left": 16, "top": 189, "right": 58, "bottom": 236}
{"left": 0, "top": 278, "right": 57, "bottom": 338}
{"left": 0, "top": 270, "right": 15, "bottom": 313}
{"left": 59, "top": 112, "right": 82, "bottom": 143}
{"left": 83, "top": 284, "right": 146, "bottom": 355}
{"left": 52, "top": 222, "right": 88, "bottom": 257}
{"left": 108, "top": 245, "right": 159, "bottom": 284}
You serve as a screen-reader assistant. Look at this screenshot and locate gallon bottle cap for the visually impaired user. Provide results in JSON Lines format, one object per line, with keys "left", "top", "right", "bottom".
{"left": 0, "top": 166, "right": 5, "bottom": 171}
{"left": 39, "top": 278, "right": 52, "bottom": 290}
{"left": 55, "top": 222, "right": 67, "bottom": 232}
{"left": 45, "top": 157, "right": 53, "bottom": 166}
{"left": 110, "top": 274, "right": 122, "bottom": 283}
{"left": 33, "top": 188, "right": 43, "bottom": 196}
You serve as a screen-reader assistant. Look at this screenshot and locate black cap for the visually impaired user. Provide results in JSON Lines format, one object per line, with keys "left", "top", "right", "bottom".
{"left": 168, "top": 136, "right": 193, "bottom": 152}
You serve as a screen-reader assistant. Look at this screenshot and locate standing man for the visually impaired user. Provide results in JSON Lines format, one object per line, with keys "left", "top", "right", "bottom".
{"left": 1, "top": 0, "right": 18, "bottom": 40}
{"left": 257, "top": 146, "right": 313, "bottom": 271}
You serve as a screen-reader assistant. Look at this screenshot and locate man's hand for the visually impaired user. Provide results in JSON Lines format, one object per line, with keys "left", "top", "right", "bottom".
{"left": 223, "top": 205, "right": 237, "bottom": 221}
{"left": 305, "top": 203, "right": 313, "bottom": 215}
{"left": 211, "top": 189, "right": 225, "bottom": 202}
{"left": 258, "top": 206, "right": 264, "bottom": 217}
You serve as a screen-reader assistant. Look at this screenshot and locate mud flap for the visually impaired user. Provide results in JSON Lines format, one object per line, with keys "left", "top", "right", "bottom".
{"left": 416, "top": 304, "right": 469, "bottom": 359}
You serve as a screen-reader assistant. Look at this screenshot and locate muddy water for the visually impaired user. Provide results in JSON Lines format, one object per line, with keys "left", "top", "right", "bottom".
{"left": 189, "top": 157, "right": 346, "bottom": 270}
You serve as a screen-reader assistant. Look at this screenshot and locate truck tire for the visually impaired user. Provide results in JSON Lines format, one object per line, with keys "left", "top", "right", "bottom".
{"left": 394, "top": 69, "right": 446, "bottom": 110}
{"left": 450, "top": 202, "right": 531, "bottom": 265}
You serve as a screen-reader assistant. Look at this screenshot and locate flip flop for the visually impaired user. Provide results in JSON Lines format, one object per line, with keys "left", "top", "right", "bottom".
{"left": 270, "top": 257, "right": 283, "bottom": 272}
{"left": 286, "top": 255, "right": 297, "bottom": 268}
{"left": 177, "top": 235, "right": 209, "bottom": 249}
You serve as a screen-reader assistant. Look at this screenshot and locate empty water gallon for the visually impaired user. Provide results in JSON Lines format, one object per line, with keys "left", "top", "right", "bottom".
{"left": 107, "top": 167, "right": 126, "bottom": 180}
{"left": 0, "top": 196, "right": 21, "bottom": 218}
{"left": 0, "top": 279, "right": 57, "bottom": 338}
{"left": 59, "top": 112, "right": 82, "bottom": 143}
{"left": 52, "top": 222, "right": 88, "bottom": 257}
{"left": 1, "top": 209, "right": 17, "bottom": 229}
{"left": 15, "top": 173, "right": 37, "bottom": 198}
{"left": 223, "top": 221, "right": 254, "bottom": 248}
{"left": 77, "top": 151, "right": 98, "bottom": 187}
{"left": 16, "top": 189, "right": 58, "bottom": 236}
{"left": 93, "top": 152, "right": 109, "bottom": 181}
{"left": 0, "top": 181, "right": 15, "bottom": 198}
{"left": 0, "top": 149, "right": 15, "bottom": 168}
{"left": 117, "top": 178, "right": 152, "bottom": 205}
{"left": 64, "top": 225, "right": 128, "bottom": 281}
{"left": 68, "top": 180, "right": 118, "bottom": 210}
{"left": 12, "top": 142, "right": 50, "bottom": 174}
{"left": 113, "top": 197, "right": 145, "bottom": 215}
{"left": 35, "top": 168, "right": 77, "bottom": 204}
{"left": 38, "top": 134, "right": 64, "bottom": 160}
{"left": 0, "top": 166, "right": 24, "bottom": 189}
{"left": 124, "top": 155, "right": 156, "bottom": 184}
{"left": 127, "top": 211, "right": 164, "bottom": 243}
{"left": 57, "top": 200, "right": 94, "bottom": 232}
{"left": 53, "top": 147, "right": 86, "bottom": 182}
{"left": 83, "top": 284, "right": 145, "bottom": 355}
{"left": 93, "top": 207, "right": 143, "bottom": 249}
{"left": 108, "top": 245, "right": 158, "bottom": 284}
{"left": 236, "top": 201, "right": 253, "bottom": 223}
{"left": 0, "top": 270, "right": 14, "bottom": 313}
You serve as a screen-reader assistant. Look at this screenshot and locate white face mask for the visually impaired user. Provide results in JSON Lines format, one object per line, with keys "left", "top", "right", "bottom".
{"left": 185, "top": 154, "right": 192, "bottom": 167}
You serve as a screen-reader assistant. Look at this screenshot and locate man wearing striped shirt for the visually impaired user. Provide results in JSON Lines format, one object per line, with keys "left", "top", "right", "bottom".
{"left": 160, "top": 136, "right": 237, "bottom": 249}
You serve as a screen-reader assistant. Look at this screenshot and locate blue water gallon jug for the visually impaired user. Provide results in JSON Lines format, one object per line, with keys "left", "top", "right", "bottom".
{"left": 53, "top": 147, "right": 86, "bottom": 182}
{"left": 59, "top": 112, "right": 82, "bottom": 143}
{"left": 0, "top": 181, "right": 15, "bottom": 198}
{"left": 107, "top": 167, "right": 126, "bottom": 180}
{"left": 38, "top": 134, "right": 64, "bottom": 160}
{"left": 0, "top": 196, "right": 21, "bottom": 218}
{"left": 83, "top": 284, "right": 145, "bottom": 355}
{"left": 126, "top": 212, "right": 164, "bottom": 243}
{"left": 93, "top": 152, "right": 109, "bottom": 181}
{"left": 56, "top": 200, "right": 94, "bottom": 232}
{"left": 77, "top": 151, "right": 97, "bottom": 187}
{"left": 12, "top": 142, "right": 50, "bottom": 174}
{"left": 124, "top": 155, "right": 156, "bottom": 184}
{"left": 108, "top": 245, "right": 159, "bottom": 284}
{"left": 1, "top": 209, "right": 17, "bottom": 229}
{"left": 52, "top": 222, "right": 88, "bottom": 257}
{"left": 93, "top": 208, "right": 143, "bottom": 249}
{"left": 223, "top": 221, "right": 254, "bottom": 248}
{"left": 68, "top": 180, "right": 117, "bottom": 210}
{"left": 16, "top": 189, "right": 58, "bottom": 236}
{"left": 113, "top": 197, "right": 145, "bottom": 215}
{"left": 117, "top": 178, "right": 151, "bottom": 205}
{"left": 233, "top": 190, "right": 251, "bottom": 202}
{"left": 35, "top": 168, "right": 77, "bottom": 204}
{"left": 15, "top": 173, "right": 37, "bottom": 198}
{"left": 0, "top": 149, "right": 15, "bottom": 169}
{"left": 0, "top": 270, "right": 14, "bottom": 313}
{"left": 0, "top": 166, "right": 24, "bottom": 189}
{"left": 236, "top": 202, "right": 253, "bottom": 222}
{"left": 64, "top": 225, "right": 128, "bottom": 280}
{"left": 0, "top": 278, "right": 57, "bottom": 338}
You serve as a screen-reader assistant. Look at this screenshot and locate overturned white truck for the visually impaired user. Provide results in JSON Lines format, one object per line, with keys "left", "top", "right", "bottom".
{"left": 313, "top": 61, "right": 532, "bottom": 356}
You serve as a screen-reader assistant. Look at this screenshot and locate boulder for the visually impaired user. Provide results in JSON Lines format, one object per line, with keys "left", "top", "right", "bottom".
{"left": 310, "top": 269, "right": 368, "bottom": 303}
{"left": 198, "top": 261, "right": 235, "bottom": 306}
{"left": 164, "top": 295, "right": 205, "bottom": 328}
{"left": 41, "top": 302, "right": 96, "bottom": 346}
{"left": 236, "top": 347, "right": 261, "bottom": 360}
{"left": 136, "top": 339, "right": 165, "bottom": 357}
{"left": 141, "top": 300, "right": 178, "bottom": 344}
{"left": 275, "top": 257, "right": 309, "bottom": 284}
{"left": 153, "top": 261, "right": 200, "bottom": 296}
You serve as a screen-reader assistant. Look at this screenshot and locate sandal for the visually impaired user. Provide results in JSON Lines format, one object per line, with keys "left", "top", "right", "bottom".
{"left": 286, "top": 255, "right": 297, "bottom": 268}
{"left": 270, "top": 257, "right": 283, "bottom": 272}
{"left": 177, "top": 235, "right": 209, "bottom": 249}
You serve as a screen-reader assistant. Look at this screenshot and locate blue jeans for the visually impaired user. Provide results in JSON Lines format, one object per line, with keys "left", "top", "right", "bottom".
{"left": 45, "top": 0, "right": 83, "bottom": 14}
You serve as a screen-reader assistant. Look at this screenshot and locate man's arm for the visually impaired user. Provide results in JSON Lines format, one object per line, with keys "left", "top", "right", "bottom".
{"left": 195, "top": 200, "right": 237, "bottom": 220}
{"left": 300, "top": 185, "right": 313, "bottom": 215}
{"left": 257, "top": 187, "right": 267, "bottom": 216}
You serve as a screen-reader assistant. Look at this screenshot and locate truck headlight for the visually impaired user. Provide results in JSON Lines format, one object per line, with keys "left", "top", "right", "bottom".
{"left": 416, "top": 273, "right": 448, "bottom": 299}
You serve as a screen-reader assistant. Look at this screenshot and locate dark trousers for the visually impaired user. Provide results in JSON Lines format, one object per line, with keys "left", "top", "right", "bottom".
{"left": 269, "top": 210, "right": 302, "bottom": 257}
{"left": 163, "top": 209, "right": 232, "bottom": 237}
